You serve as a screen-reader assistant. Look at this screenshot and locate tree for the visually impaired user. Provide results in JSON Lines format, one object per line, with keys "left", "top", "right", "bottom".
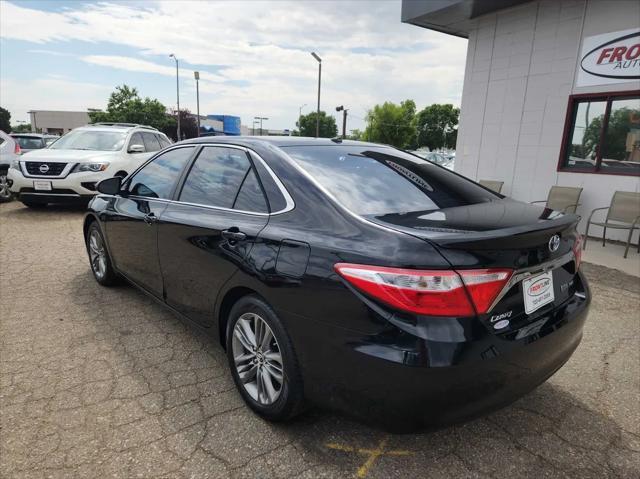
{"left": 415, "top": 104, "right": 459, "bottom": 150}
{"left": 11, "top": 123, "right": 32, "bottom": 133}
{"left": 363, "top": 100, "right": 417, "bottom": 148}
{"left": 600, "top": 107, "right": 639, "bottom": 161}
{"left": 296, "top": 111, "right": 338, "bottom": 138}
{"left": 0, "top": 107, "right": 11, "bottom": 133}
{"left": 348, "top": 128, "right": 363, "bottom": 141}
{"left": 162, "top": 109, "right": 198, "bottom": 141}
{"left": 89, "top": 85, "right": 174, "bottom": 131}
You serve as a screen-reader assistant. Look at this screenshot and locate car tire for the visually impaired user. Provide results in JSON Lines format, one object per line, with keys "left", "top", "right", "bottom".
{"left": 86, "top": 222, "right": 118, "bottom": 286}
{"left": 0, "top": 169, "right": 12, "bottom": 203}
{"left": 22, "top": 201, "right": 46, "bottom": 209}
{"left": 226, "top": 295, "right": 305, "bottom": 421}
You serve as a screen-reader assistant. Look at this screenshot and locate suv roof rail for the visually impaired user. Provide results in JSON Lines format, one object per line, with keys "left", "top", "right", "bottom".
{"left": 89, "top": 122, "right": 159, "bottom": 131}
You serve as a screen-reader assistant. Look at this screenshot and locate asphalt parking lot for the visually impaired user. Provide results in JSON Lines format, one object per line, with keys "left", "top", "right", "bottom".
{"left": 1, "top": 200, "right": 638, "bottom": 479}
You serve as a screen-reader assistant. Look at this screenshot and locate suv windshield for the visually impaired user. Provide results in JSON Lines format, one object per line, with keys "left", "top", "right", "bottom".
{"left": 284, "top": 145, "right": 498, "bottom": 216}
{"left": 50, "top": 130, "right": 126, "bottom": 151}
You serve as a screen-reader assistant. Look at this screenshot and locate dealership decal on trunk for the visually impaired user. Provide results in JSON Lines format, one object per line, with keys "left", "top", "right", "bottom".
{"left": 577, "top": 28, "right": 640, "bottom": 86}
{"left": 523, "top": 271, "right": 555, "bottom": 315}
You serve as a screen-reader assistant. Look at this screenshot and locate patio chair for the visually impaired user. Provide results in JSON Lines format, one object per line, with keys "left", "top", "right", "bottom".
{"left": 479, "top": 180, "right": 504, "bottom": 193}
{"left": 584, "top": 191, "right": 640, "bottom": 258}
{"left": 531, "top": 186, "right": 583, "bottom": 213}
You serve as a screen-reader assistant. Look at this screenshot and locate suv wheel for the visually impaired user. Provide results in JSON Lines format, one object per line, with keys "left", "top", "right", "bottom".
{"left": 226, "top": 295, "right": 305, "bottom": 421}
{"left": 0, "top": 169, "right": 11, "bottom": 203}
{"left": 86, "top": 222, "right": 118, "bottom": 285}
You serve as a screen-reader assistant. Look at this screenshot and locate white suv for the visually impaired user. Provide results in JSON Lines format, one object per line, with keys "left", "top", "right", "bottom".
{"left": 7, "top": 123, "right": 172, "bottom": 208}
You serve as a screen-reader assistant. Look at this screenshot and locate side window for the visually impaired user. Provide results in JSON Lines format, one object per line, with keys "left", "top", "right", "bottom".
{"left": 157, "top": 134, "right": 171, "bottom": 148}
{"left": 141, "top": 132, "right": 161, "bottom": 152}
{"left": 129, "top": 147, "right": 195, "bottom": 199}
{"left": 234, "top": 169, "right": 268, "bottom": 212}
{"left": 179, "top": 146, "right": 267, "bottom": 211}
{"left": 128, "top": 132, "right": 146, "bottom": 152}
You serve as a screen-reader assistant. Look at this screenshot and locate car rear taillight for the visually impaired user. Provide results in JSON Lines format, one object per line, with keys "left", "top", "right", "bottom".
{"left": 334, "top": 263, "right": 512, "bottom": 317}
{"left": 572, "top": 234, "right": 583, "bottom": 270}
{"left": 14, "top": 142, "right": 21, "bottom": 155}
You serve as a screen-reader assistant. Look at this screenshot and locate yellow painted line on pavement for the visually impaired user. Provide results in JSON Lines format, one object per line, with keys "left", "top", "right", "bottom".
{"left": 326, "top": 435, "right": 413, "bottom": 478}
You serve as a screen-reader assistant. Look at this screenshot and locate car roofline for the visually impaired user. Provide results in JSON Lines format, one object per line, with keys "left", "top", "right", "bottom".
{"left": 178, "top": 136, "right": 390, "bottom": 149}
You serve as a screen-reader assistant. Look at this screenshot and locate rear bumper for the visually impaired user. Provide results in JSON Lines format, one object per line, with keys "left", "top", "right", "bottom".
{"left": 284, "top": 271, "right": 591, "bottom": 429}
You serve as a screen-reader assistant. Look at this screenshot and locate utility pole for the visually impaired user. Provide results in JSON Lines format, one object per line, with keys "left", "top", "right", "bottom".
{"left": 169, "top": 54, "right": 180, "bottom": 140}
{"left": 336, "top": 105, "right": 348, "bottom": 139}
{"left": 194, "top": 71, "right": 200, "bottom": 137}
{"left": 311, "top": 52, "right": 322, "bottom": 137}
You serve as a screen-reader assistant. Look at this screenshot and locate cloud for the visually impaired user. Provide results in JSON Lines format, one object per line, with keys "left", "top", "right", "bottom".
{"left": 1, "top": 76, "right": 111, "bottom": 118}
{"left": 1, "top": 1, "right": 468, "bottom": 130}
{"left": 81, "top": 55, "right": 226, "bottom": 83}
{"left": 27, "top": 49, "right": 75, "bottom": 57}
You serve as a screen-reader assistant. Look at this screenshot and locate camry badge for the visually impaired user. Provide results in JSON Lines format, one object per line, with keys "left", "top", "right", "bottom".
{"left": 548, "top": 234, "right": 561, "bottom": 253}
{"left": 39, "top": 164, "right": 50, "bottom": 174}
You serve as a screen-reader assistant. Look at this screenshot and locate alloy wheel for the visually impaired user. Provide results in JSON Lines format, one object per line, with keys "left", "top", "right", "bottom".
{"left": 231, "top": 312, "right": 284, "bottom": 405}
{"left": 0, "top": 173, "right": 10, "bottom": 200}
{"left": 88, "top": 229, "right": 107, "bottom": 280}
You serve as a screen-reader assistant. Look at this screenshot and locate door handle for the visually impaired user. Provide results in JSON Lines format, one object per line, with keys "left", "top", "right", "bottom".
{"left": 143, "top": 212, "right": 157, "bottom": 225}
{"left": 221, "top": 228, "right": 246, "bottom": 242}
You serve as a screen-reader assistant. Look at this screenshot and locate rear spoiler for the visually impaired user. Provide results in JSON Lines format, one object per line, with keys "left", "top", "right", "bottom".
{"left": 370, "top": 214, "right": 580, "bottom": 249}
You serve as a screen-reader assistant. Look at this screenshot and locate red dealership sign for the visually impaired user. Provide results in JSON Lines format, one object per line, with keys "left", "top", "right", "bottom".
{"left": 577, "top": 29, "right": 640, "bottom": 87}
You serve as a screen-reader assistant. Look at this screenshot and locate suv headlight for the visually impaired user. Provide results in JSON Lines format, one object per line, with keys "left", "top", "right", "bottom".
{"left": 10, "top": 160, "right": 21, "bottom": 170}
{"left": 72, "top": 162, "right": 110, "bottom": 173}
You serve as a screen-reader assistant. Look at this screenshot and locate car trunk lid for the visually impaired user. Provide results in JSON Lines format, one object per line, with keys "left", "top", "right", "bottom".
{"left": 367, "top": 200, "right": 582, "bottom": 333}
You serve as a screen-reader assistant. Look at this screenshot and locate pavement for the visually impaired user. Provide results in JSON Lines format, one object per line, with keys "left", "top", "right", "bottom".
{"left": 0, "top": 200, "right": 639, "bottom": 479}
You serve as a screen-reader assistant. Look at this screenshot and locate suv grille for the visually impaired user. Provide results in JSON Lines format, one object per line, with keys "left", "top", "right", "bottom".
{"left": 25, "top": 161, "right": 67, "bottom": 176}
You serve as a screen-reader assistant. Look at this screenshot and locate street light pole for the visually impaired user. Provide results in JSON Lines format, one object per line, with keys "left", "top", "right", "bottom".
{"left": 194, "top": 71, "right": 200, "bottom": 137}
{"left": 169, "top": 54, "right": 180, "bottom": 140}
{"left": 311, "top": 52, "right": 322, "bottom": 138}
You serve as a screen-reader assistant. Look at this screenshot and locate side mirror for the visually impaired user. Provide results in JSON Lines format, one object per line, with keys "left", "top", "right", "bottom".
{"left": 96, "top": 176, "right": 122, "bottom": 196}
{"left": 128, "top": 144, "right": 145, "bottom": 153}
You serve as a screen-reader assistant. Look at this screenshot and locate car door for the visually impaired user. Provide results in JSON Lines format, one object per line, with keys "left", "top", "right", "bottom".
{"left": 157, "top": 145, "right": 269, "bottom": 325}
{"left": 126, "top": 132, "right": 155, "bottom": 169}
{"left": 141, "top": 132, "right": 162, "bottom": 154}
{"left": 105, "top": 146, "right": 196, "bottom": 297}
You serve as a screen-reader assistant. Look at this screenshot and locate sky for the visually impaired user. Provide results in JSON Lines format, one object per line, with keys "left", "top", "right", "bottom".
{"left": 0, "top": 0, "right": 468, "bottom": 132}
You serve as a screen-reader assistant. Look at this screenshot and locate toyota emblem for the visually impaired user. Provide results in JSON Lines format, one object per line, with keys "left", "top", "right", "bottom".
{"left": 39, "top": 164, "right": 50, "bottom": 174}
{"left": 548, "top": 234, "right": 561, "bottom": 253}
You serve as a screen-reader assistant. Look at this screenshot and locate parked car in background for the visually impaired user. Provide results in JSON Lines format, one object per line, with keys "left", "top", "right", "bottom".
{"left": 83, "top": 137, "right": 590, "bottom": 429}
{"left": 7, "top": 123, "right": 172, "bottom": 208}
{"left": 0, "top": 130, "right": 21, "bottom": 202}
{"left": 10, "top": 133, "right": 60, "bottom": 153}
{"left": 43, "top": 135, "right": 59, "bottom": 147}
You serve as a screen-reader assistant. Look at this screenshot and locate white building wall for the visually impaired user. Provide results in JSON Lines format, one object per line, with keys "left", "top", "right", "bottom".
{"left": 29, "top": 110, "right": 90, "bottom": 134}
{"left": 456, "top": 0, "right": 640, "bottom": 240}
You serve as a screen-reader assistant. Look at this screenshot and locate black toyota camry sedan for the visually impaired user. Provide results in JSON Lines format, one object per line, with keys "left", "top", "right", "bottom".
{"left": 84, "top": 137, "right": 590, "bottom": 429}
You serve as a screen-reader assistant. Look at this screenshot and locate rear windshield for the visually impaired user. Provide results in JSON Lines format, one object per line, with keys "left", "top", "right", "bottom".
{"left": 13, "top": 136, "right": 45, "bottom": 149}
{"left": 283, "top": 145, "right": 498, "bottom": 216}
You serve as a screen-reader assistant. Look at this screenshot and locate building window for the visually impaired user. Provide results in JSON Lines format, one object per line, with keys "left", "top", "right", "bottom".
{"left": 559, "top": 91, "right": 640, "bottom": 176}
